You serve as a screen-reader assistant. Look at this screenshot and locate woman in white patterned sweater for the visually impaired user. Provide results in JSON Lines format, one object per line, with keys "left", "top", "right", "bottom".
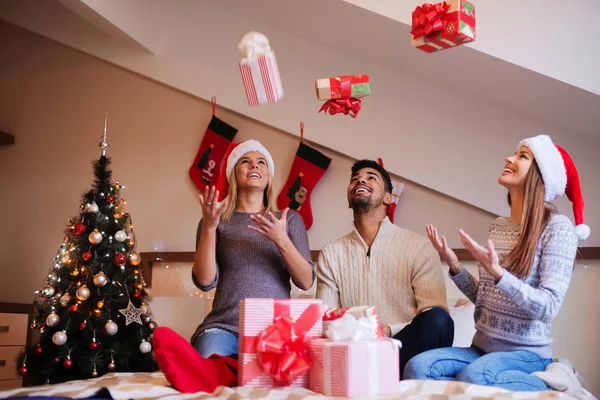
{"left": 404, "top": 135, "right": 589, "bottom": 390}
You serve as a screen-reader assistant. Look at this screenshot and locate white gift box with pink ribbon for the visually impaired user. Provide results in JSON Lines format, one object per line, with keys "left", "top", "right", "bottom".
{"left": 310, "top": 306, "right": 402, "bottom": 397}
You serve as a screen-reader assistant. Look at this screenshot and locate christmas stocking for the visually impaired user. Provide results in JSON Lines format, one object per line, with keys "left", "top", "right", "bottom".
{"left": 189, "top": 116, "right": 238, "bottom": 192}
{"left": 153, "top": 327, "right": 238, "bottom": 393}
{"left": 277, "top": 142, "right": 331, "bottom": 230}
{"left": 388, "top": 181, "right": 404, "bottom": 224}
{"left": 377, "top": 159, "right": 404, "bottom": 224}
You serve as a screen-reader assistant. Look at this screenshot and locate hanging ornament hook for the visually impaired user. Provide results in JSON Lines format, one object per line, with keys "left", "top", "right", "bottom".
{"left": 212, "top": 97, "right": 217, "bottom": 115}
{"left": 99, "top": 113, "right": 109, "bottom": 157}
{"left": 300, "top": 122, "right": 304, "bottom": 142}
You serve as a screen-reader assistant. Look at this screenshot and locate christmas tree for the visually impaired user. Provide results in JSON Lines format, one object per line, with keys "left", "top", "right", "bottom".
{"left": 17, "top": 117, "right": 158, "bottom": 384}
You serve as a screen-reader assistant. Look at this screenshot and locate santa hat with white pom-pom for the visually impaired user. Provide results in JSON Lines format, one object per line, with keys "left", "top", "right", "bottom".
{"left": 518, "top": 135, "right": 590, "bottom": 241}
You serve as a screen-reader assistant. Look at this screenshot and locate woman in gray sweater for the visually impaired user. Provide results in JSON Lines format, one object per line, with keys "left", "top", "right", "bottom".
{"left": 405, "top": 135, "right": 588, "bottom": 390}
{"left": 190, "top": 139, "right": 314, "bottom": 358}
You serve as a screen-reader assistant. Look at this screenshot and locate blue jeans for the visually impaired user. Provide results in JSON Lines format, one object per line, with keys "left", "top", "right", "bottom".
{"left": 404, "top": 346, "right": 552, "bottom": 391}
{"left": 193, "top": 328, "right": 238, "bottom": 358}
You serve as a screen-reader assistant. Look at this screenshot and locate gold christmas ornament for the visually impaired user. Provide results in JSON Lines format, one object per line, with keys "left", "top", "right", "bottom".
{"left": 129, "top": 252, "right": 141, "bottom": 266}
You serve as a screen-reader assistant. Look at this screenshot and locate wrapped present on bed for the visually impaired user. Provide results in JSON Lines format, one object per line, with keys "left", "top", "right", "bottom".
{"left": 310, "top": 306, "right": 401, "bottom": 397}
{"left": 238, "top": 32, "right": 284, "bottom": 106}
{"left": 238, "top": 298, "right": 326, "bottom": 388}
{"left": 315, "top": 75, "right": 370, "bottom": 118}
{"left": 322, "top": 305, "right": 385, "bottom": 339}
{"left": 411, "top": 0, "right": 476, "bottom": 53}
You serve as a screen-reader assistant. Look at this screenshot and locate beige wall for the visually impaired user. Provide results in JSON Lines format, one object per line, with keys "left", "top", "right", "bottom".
{"left": 0, "top": 22, "right": 494, "bottom": 304}
{"left": 1, "top": 22, "right": 599, "bottom": 395}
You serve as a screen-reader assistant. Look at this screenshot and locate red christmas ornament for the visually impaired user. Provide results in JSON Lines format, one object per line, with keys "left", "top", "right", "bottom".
{"left": 82, "top": 251, "right": 92, "bottom": 261}
{"left": 63, "top": 359, "right": 73, "bottom": 369}
{"left": 89, "top": 341, "right": 99, "bottom": 351}
{"left": 113, "top": 253, "right": 126, "bottom": 266}
{"left": 107, "top": 195, "right": 115, "bottom": 204}
{"left": 69, "top": 304, "right": 79, "bottom": 313}
{"left": 73, "top": 222, "right": 86, "bottom": 236}
{"left": 79, "top": 321, "right": 87, "bottom": 331}
{"left": 34, "top": 345, "right": 43, "bottom": 356}
{"left": 133, "top": 291, "right": 141, "bottom": 299}
{"left": 18, "top": 366, "right": 27, "bottom": 376}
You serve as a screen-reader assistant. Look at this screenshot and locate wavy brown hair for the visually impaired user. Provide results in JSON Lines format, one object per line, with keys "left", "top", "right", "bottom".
{"left": 504, "top": 159, "right": 556, "bottom": 279}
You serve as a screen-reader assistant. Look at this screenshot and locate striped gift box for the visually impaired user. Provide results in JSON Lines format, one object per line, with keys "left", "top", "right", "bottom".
{"left": 238, "top": 52, "right": 284, "bottom": 107}
{"left": 309, "top": 338, "right": 401, "bottom": 397}
{"left": 238, "top": 299, "right": 325, "bottom": 388}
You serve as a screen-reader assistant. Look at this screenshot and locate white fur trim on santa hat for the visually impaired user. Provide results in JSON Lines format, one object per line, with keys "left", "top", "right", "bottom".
{"left": 225, "top": 139, "right": 275, "bottom": 182}
{"left": 518, "top": 135, "right": 567, "bottom": 202}
{"left": 575, "top": 224, "right": 590, "bottom": 241}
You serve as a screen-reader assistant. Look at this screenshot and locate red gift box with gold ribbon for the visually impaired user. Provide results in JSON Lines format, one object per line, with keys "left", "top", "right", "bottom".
{"left": 411, "top": 0, "right": 476, "bottom": 53}
{"left": 238, "top": 299, "right": 326, "bottom": 388}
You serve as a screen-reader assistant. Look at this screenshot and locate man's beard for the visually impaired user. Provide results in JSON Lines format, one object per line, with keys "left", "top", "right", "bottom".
{"left": 351, "top": 195, "right": 382, "bottom": 214}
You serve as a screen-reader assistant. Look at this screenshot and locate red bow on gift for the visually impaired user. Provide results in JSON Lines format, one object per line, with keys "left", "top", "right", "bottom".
{"left": 319, "top": 98, "right": 362, "bottom": 118}
{"left": 256, "top": 316, "right": 313, "bottom": 385}
{"left": 411, "top": 2, "right": 450, "bottom": 39}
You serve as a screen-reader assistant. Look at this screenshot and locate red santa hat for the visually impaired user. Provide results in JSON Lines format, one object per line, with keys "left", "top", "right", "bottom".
{"left": 518, "top": 134, "right": 589, "bottom": 240}
{"left": 215, "top": 139, "right": 275, "bottom": 202}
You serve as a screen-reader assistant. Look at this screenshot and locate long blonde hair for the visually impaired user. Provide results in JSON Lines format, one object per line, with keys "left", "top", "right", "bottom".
{"left": 504, "top": 159, "right": 556, "bottom": 279}
{"left": 220, "top": 164, "right": 278, "bottom": 223}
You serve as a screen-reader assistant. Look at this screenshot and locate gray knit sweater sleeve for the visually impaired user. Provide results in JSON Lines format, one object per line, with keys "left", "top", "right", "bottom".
{"left": 191, "top": 218, "right": 219, "bottom": 291}
{"left": 496, "top": 214, "right": 578, "bottom": 323}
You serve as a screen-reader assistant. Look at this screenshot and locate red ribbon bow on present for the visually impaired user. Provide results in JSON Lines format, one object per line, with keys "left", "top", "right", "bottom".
{"left": 256, "top": 316, "right": 313, "bottom": 385}
{"left": 319, "top": 98, "right": 362, "bottom": 118}
{"left": 411, "top": 2, "right": 450, "bottom": 39}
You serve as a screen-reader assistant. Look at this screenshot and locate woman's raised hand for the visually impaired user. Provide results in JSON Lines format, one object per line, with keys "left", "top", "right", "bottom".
{"left": 426, "top": 224, "right": 461, "bottom": 274}
{"left": 199, "top": 186, "right": 226, "bottom": 231}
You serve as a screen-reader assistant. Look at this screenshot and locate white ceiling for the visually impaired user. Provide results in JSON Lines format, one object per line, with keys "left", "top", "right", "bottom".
{"left": 207, "top": 0, "right": 600, "bottom": 139}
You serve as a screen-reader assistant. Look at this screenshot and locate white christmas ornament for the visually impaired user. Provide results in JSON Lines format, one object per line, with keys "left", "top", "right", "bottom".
{"left": 105, "top": 320, "right": 118, "bottom": 336}
{"left": 114, "top": 230, "right": 128, "bottom": 242}
{"left": 76, "top": 285, "right": 90, "bottom": 301}
{"left": 85, "top": 202, "right": 99, "bottom": 213}
{"left": 45, "top": 286, "right": 56, "bottom": 296}
{"left": 139, "top": 304, "right": 151, "bottom": 316}
{"left": 46, "top": 312, "right": 60, "bottom": 327}
{"left": 93, "top": 272, "right": 108, "bottom": 287}
{"left": 139, "top": 340, "right": 152, "bottom": 354}
{"left": 88, "top": 229, "right": 102, "bottom": 244}
{"left": 52, "top": 330, "right": 67, "bottom": 346}
{"left": 59, "top": 294, "right": 71, "bottom": 307}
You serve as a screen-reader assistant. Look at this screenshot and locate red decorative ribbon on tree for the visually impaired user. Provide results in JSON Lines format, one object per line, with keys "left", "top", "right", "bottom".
{"left": 319, "top": 98, "right": 362, "bottom": 118}
{"left": 411, "top": 2, "right": 450, "bottom": 39}
{"left": 256, "top": 316, "right": 313, "bottom": 384}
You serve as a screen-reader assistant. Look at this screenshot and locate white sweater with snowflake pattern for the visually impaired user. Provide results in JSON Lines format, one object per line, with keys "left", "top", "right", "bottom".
{"left": 452, "top": 214, "right": 578, "bottom": 358}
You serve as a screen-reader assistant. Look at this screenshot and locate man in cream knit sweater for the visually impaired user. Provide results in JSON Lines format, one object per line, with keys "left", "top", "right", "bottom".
{"left": 316, "top": 159, "right": 454, "bottom": 378}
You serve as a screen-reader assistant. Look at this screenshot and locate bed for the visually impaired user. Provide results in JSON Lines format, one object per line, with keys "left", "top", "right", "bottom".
{"left": 0, "top": 371, "right": 584, "bottom": 400}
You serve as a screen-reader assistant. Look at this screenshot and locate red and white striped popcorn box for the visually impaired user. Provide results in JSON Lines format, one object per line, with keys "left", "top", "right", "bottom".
{"left": 309, "top": 338, "right": 401, "bottom": 397}
{"left": 238, "top": 298, "right": 326, "bottom": 388}
{"left": 238, "top": 51, "right": 284, "bottom": 107}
